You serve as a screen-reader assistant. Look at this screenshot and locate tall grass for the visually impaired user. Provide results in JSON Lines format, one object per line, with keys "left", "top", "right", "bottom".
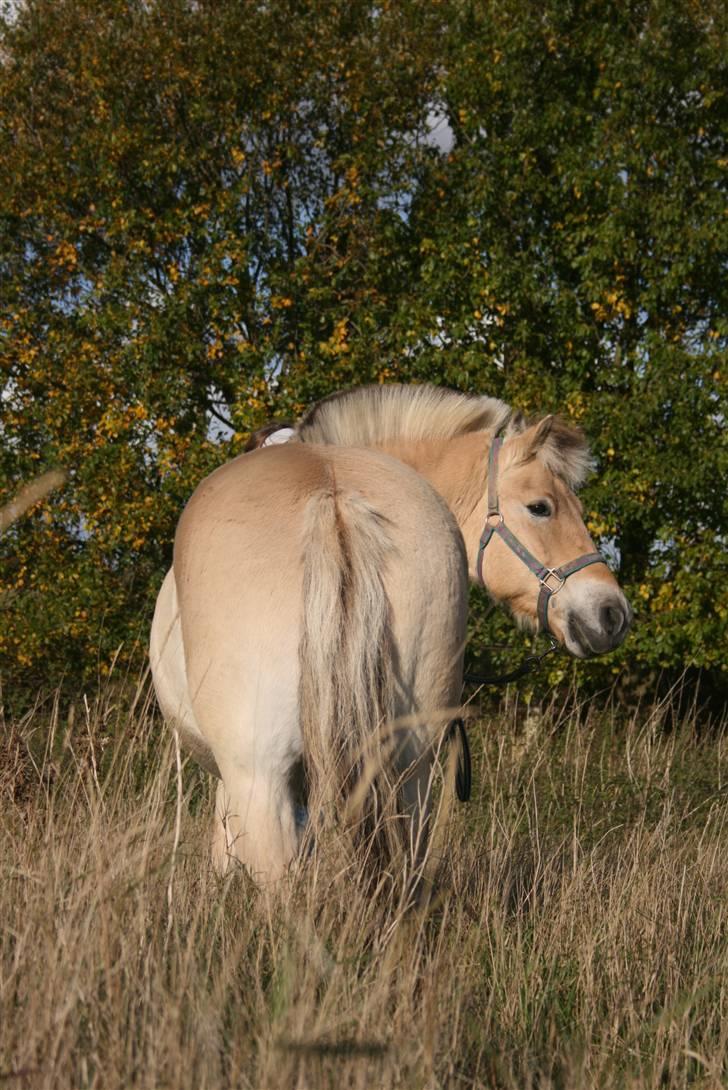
{"left": 2, "top": 676, "right": 727, "bottom": 1089}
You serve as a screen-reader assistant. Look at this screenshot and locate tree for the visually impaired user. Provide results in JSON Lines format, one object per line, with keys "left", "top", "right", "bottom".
{"left": 0, "top": 0, "right": 725, "bottom": 707}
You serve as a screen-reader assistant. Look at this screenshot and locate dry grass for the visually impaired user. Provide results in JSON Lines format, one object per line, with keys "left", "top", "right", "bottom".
{"left": 2, "top": 676, "right": 728, "bottom": 1089}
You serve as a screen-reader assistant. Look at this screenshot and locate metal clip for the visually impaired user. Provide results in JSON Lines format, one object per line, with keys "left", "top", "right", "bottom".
{"left": 539, "top": 569, "right": 565, "bottom": 595}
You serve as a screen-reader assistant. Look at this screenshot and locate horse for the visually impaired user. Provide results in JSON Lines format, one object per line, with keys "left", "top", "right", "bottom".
{"left": 150, "top": 384, "right": 632, "bottom": 884}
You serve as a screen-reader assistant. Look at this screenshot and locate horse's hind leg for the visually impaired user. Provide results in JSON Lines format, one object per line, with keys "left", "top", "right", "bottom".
{"left": 390, "top": 731, "right": 434, "bottom": 870}
{"left": 212, "top": 762, "right": 301, "bottom": 883}
{"left": 182, "top": 609, "right": 304, "bottom": 884}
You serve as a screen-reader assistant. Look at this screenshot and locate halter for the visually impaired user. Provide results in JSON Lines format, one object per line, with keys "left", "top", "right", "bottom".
{"left": 476, "top": 435, "right": 606, "bottom": 637}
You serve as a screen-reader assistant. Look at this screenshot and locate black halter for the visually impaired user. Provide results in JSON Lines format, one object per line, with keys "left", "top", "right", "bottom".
{"left": 476, "top": 435, "right": 606, "bottom": 637}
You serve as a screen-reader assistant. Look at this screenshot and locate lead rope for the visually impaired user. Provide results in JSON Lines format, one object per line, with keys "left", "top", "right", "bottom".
{"left": 448, "top": 638, "right": 558, "bottom": 803}
{"left": 463, "top": 636, "right": 558, "bottom": 688}
{"left": 447, "top": 717, "right": 472, "bottom": 802}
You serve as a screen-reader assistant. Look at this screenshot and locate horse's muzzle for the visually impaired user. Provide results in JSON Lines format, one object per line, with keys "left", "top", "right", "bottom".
{"left": 566, "top": 594, "right": 633, "bottom": 657}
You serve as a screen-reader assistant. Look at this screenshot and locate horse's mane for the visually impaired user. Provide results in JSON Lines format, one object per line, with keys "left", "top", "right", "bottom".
{"left": 297, "top": 383, "right": 511, "bottom": 447}
{"left": 293, "top": 383, "right": 591, "bottom": 489}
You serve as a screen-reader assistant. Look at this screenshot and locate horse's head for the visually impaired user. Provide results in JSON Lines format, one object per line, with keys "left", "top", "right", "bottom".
{"left": 478, "top": 416, "right": 632, "bottom": 658}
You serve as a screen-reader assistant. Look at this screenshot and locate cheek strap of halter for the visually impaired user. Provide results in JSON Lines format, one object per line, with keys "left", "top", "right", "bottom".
{"left": 476, "top": 435, "right": 605, "bottom": 637}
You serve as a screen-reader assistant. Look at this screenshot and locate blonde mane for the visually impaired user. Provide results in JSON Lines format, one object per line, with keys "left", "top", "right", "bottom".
{"left": 295, "top": 383, "right": 592, "bottom": 489}
{"left": 297, "top": 383, "right": 511, "bottom": 447}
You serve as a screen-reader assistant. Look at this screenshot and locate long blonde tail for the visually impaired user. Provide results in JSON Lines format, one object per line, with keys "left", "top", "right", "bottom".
{"left": 298, "top": 489, "right": 396, "bottom": 844}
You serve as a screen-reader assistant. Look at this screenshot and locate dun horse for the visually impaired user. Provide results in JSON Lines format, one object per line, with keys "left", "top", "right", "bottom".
{"left": 150, "top": 385, "right": 631, "bottom": 883}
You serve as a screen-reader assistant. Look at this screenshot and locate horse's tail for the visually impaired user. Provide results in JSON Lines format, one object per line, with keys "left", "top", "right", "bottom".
{"left": 298, "top": 487, "right": 396, "bottom": 845}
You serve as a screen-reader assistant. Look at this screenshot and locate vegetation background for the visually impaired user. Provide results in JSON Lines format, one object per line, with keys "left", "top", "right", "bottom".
{"left": 1, "top": 0, "right": 725, "bottom": 708}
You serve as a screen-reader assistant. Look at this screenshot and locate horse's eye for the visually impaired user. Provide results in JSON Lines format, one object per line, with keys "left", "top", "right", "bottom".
{"left": 527, "top": 501, "right": 552, "bottom": 518}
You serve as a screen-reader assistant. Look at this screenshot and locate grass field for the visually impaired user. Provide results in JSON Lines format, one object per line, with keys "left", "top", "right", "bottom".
{"left": 2, "top": 676, "right": 727, "bottom": 1089}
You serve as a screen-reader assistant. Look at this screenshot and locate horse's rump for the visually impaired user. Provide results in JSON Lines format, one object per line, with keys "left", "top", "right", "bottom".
{"left": 164, "top": 439, "right": 468, "bottom": 879}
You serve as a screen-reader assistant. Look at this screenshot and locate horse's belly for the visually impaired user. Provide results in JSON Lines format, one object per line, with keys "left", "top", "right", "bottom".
{"left": 150, "top": 567, "right": 221, "bottom": 777}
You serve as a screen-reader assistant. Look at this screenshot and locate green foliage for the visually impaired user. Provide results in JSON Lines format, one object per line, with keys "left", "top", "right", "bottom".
{"left": 0, "top": 0, "right": 725, "bottom": 705}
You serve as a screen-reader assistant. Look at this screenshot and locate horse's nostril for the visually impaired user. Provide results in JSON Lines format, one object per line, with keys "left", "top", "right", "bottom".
{"left": 600, "top": 600, "right": 626, "bottom": 638}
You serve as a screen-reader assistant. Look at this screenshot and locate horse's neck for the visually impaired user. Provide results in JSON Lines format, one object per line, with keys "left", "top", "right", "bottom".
{"left": 378, "top": 432, "right": 491, "bottom": 578}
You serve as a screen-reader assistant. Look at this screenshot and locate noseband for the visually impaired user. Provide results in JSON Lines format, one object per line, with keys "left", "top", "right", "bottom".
{"left": 476, "top": 435, "right": 606, "bottom": 637}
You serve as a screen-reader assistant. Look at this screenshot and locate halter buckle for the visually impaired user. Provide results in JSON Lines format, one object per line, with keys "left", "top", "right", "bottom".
{"left": 539, "top": 569, "right": 565, "bottom": 595}
{"left": 486, "top": 510, "right": 504, "bottom": 528}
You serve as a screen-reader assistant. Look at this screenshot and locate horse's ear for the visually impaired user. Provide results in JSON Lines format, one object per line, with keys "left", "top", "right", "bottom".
{"left": 511, "top": 414, "right": 592, "bottom": 488}
{"left": 519, "top": 415, "right": 554, "bottom": 460}
{"left": 533, "top": 415, "right": 554, "bottom": 447}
